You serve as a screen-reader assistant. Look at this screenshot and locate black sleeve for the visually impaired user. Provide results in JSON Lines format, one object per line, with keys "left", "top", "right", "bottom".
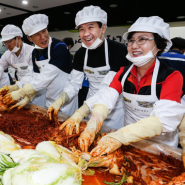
{"left": 73, "top": 47, "right": 86, "bottom": 72}
{"left": 32, "top": 51, "right": 40, "bottom": 73}
{"left": 49, "top": 44, "right": 69, "bottom": 69}
{"left": 109, "top": 42, "right": 131, "bottom": 72}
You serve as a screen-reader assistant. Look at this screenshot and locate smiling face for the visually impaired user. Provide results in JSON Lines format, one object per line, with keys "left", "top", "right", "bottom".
{"left": 127, "top": 32, "right": 159, "bottom": 58}
{"left": 28, "top": 28, "right": 49, "bottom": 48}
{"left": 78, "top": 22, "right": 106, "bottom": 47}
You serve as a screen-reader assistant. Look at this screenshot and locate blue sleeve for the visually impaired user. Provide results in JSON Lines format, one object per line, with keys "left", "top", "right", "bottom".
{"left": 82, "top": 73, "right": 89, "bottom": 87}
{"left": 49, "top": 44, "right": 69, "bottom": 69}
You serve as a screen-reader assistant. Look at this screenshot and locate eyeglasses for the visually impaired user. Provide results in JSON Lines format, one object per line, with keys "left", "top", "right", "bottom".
{"left": 124, "top": 37, "right": 154, "bottom": 47}
{"left": 3, "top": 38, "right": 15, "bottom": 46}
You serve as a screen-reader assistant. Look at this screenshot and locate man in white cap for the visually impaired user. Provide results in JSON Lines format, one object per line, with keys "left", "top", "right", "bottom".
{"left": 48, "top": 5, "right": 130, "bottom": 134}
{"left": 0, "top": 24, "right": 47, "bottom": 108}
{"left": 0, "top": 25, "right": 34, "bottom": 97}
{"left": 2, "top": 14, "right": 77, "bottom": 115}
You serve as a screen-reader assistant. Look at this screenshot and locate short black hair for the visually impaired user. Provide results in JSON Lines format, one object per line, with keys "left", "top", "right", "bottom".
{"left": 63, "top": 37, "right": 74, "bottom": 48}
{"left": 97, "top": 22, "right": 102, "bottom": 28}
{"left": 127, "top": 32, "right": 168, "bottom": 56}
{"left": 78, "top": 22, "right": 102, "bottom": 31}
{"left": 13, "top": 36, "right": 24, "bottom": 42}
{"left": 170, "top": 37, "right": 185, "bottom": 50}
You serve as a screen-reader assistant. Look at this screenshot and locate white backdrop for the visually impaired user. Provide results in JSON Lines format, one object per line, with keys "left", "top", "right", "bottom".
{"left": 170, "top": 27, "right": 185, "bottom": 39}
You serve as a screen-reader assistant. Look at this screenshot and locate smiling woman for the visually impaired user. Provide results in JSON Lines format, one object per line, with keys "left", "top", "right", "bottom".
{"left": 126, "top": 32, "right": 168, "bottom": 56}
{"left": 74, "top": 16, "right": 185, "bottom": 160}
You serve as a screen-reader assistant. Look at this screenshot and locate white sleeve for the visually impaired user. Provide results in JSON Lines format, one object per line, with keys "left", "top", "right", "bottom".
{"left": 0, "top": 53, "right": 9, "bottom": 78}
{"left": 99, "top": 71, "right": 116, "bottom": 88}
{"left": 85, "top": 71, "right": 119, "bottom": 112}
{"left": 0, "top": 66, "right": 4, "bottom": 79}
{"left": 150, "top": 100, "right": 185, "bottom": 133}
{"left": 30, "top": 63, "right": 60, "bottom": 91}
{"left": 62, "top": 69, "right": 84, "bottom": 101}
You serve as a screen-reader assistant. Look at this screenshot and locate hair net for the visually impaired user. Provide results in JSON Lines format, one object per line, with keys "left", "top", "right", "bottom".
{"left": 1, "top": 24, "right": 23, "bottom": 42}
{"left": 123, "top": 16, "right": 172, "bottom": 52}
{"left": 22, "top": 14, "right": 48, "bottom": 36}
{"left": 75, "top": 5, "right": 107, "bottom": 29}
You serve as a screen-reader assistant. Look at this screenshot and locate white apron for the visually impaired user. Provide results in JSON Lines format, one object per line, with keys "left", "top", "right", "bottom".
{"left": 11, "top": 44, "right": 33, "bottom": 83}
{"left": 122, "top": 59, "right": 178, "bottom": 147}
{"left": 181, "top": 95, "right": 185, "bottom": 106}
{"left": 11, "top": 44, "right": 46, "bottom": 107}
{"left": 35, "top": 37, "right": 78, "bottom": 115}
{"left": 84, "top": 39, "right": 125, "bottom": 132}
{"left": 0, "top": 73, "right": 10, "bottom": 88}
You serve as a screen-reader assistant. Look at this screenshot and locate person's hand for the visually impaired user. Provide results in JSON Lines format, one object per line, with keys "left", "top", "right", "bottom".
{"left": 178, "top": 116, "right": 185, "bottom": 168}
{"left": 59, "top": 103, "right": 90, "bottom": 135}
{"left": 0, "top": 84, "right": 19, "bottom": 95}
{"left": 182, "top": 151, "right": 185, "bottom": 168}
{"left": 3, "top": 84, "right": 37, "bottom": 105}
{"left": 90, "top": 136, "right": 122, "bottom": 156}
{"left": 0, "top": 95, "right": 8, "bottom": 111}
{"left": 77, "top": 103, "right": 109, "bottom": 152}
{"left": 9, "top": 92, "right": 36, "bottom": 110}
{"left": 90, "top": 116, "right": 163, "bottom": 157}
{"left": 78, "top": 129, "right": 96, "bottom": 152}
{"left": 59, "top": 118, "right": 81, "bottom": 135}
{"left": 48, "top": 92, "right": 69, "bottom": 125}
{"left": 9, "top": 96, "right": 30, "bottom": 110}
{"left": 48, "top": 98, "right": 63, "bottom": 125}
{"left": 0, "top": 86, "right": 9, "bottom": 95}
{"left": 3, "top": 89, "right": 25, "bottom": 105}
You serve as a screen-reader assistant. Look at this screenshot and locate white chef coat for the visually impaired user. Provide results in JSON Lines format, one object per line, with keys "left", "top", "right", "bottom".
{"left": 0, "top": 43, "right": 34, "bottom": 88}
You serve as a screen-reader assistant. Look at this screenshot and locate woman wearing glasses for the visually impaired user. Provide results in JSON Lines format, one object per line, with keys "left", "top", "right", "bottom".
{"left": 62, "top": 16, "right": 185, "bottom": 153}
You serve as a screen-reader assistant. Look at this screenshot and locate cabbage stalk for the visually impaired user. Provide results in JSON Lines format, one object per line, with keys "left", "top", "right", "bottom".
{"left": 4, "top": 148, "right": 82, "bottom": 185}
{"left": 0, "top": 132, "right": 20, "bottom": 154}
{"left": 2, "top": 142, "right": 83, "bottom": 185}
{"left": 0, "top": 153, "right": 19, "bottom": 184}
{"left": 36, "top": 141, "right": 79, "bottom": 165}
{"left": 3, "top": 158, "right": 81, "bottom": 185}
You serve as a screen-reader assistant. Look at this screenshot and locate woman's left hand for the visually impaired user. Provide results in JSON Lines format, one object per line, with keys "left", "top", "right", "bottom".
{"left": 90, "top": 136, "right": 122, "bottom": 157}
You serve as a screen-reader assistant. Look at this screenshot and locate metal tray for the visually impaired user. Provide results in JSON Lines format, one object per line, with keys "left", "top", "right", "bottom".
{"left": 131, "top": 140, "right": 182, "bottom": 160}
{"left": 25, "top": 103, "right": 70, "bottom": 122}
{"left": 25, "top": 103, "right": 183, "bottom": 161}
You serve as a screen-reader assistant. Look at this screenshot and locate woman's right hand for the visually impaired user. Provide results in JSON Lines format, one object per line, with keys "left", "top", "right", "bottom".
{"left": 78, "top": 128, "right": 96, "bottom": 152}
{"left": 90, "top": 136, "right": 122, "bottom": 156}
